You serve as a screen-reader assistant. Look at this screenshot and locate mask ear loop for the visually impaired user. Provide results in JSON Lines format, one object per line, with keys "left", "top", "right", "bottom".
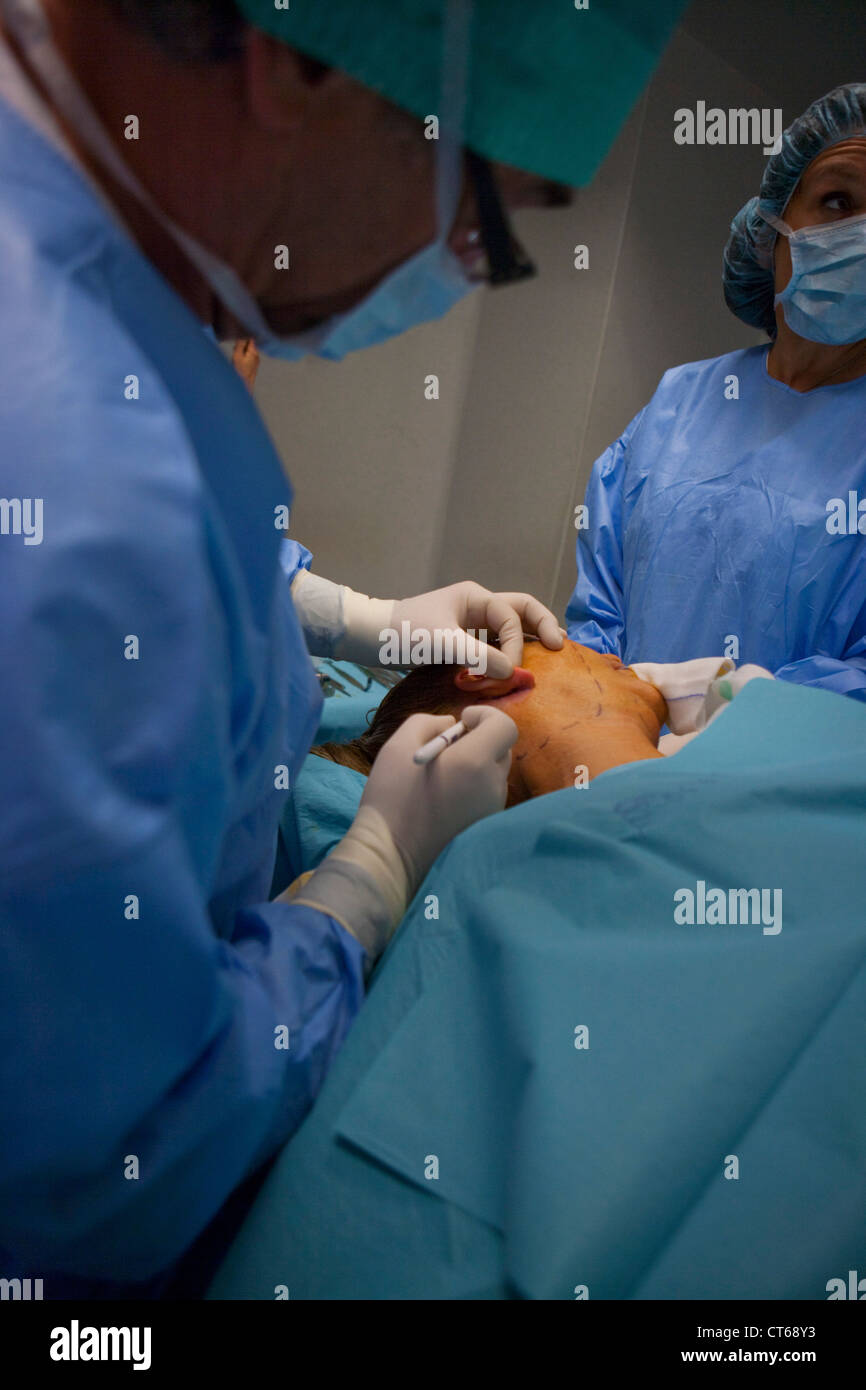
{"left": 435, "top": 0, "right": 472, "bottom": 244}
{"left": 1, "top": 0, "right": 281, "bottom": 341}
{"left": 756, "top": 206, "right": 794, "bottom": 308}
{"left": 752, "top": 204, "right": 792, "bottom": 272}
{"left": 757, "top": 208, "right": 793, "bottom": 237}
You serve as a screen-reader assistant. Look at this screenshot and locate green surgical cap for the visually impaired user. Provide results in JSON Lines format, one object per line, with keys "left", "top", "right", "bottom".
{"left": 235, "top": 0, "right": 689, "bottom": 187}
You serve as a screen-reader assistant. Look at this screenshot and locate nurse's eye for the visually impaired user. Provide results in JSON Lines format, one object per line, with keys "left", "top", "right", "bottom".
{"left": 822, "top": 190, "right": 853, "bottom": 212}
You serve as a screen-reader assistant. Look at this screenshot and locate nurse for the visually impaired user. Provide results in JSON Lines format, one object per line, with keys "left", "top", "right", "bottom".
{"left": 567, "top": 84, "right": 866, "bottom": 700}
{"left": 0, "top": 0, "right": 687, "bottom": 1296}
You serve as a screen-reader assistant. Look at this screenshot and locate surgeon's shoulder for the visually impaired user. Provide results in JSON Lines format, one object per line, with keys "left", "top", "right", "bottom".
{"left": 0, "top": 250, "right": 232, "bottom": 858}
{"left": 653, "top": 345, "right": 765, "bottom": 405}
{"left": 0, "top": 229, "right": 230, "bottom": 731}
{"left": 0, "top": 242, "right": 216, "bottom": 562}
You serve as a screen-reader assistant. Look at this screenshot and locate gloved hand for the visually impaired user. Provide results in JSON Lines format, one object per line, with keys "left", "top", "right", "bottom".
{"left": 291, "top": 704, "right": 517, "bottom": 966}
{"left": 696, "top": 663, "right": 775, "bottom": 729}
{"left": 359, "top": 702, "right": 517, "bottom": 886}
{"left": 290, "top": 569, "right": 563, "bottom": 676}
{"left": 391, "top": 583, "right": 563, "bottom": 678}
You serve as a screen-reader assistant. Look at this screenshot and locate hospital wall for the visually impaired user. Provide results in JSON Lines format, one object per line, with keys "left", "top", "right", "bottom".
{"left": 252, "top": 21, "right": 805, "bottom": 619}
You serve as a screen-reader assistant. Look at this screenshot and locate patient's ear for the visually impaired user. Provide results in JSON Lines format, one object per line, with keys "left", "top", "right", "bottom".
{"left": 454, "top": 666, "right": 535, "bottom": 695}
{"left": 454, "top": 668, "right": 504, "bottom": 693}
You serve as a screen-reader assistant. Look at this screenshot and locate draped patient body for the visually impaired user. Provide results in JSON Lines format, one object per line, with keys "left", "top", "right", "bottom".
{"left": 316, "top": 639, "right": 668, "bottom": 804}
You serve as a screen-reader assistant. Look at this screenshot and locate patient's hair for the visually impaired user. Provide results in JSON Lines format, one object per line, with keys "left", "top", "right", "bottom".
{"left": 314, "top": 664, "right": 464, "bottom": 776}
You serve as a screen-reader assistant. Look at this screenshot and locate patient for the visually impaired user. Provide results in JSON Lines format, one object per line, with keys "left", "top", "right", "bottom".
{"left": 211, "top": 673, "right": 866, "bottom": 1302}
{"left": 314, "top": 638, "right": 668, "bottom": 804}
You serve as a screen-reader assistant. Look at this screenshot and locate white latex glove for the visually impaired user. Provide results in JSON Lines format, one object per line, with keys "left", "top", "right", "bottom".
{"left": 630, "top": 657, "right": 735, "bottom": 734}
{"left": 290, "top": 571, "right": 562, "bottom": 675}
{"left": 291, "top": 704, "right": 517, "bottom": 965}
{"left": 391, "top": 582, "right": 563, "bottom": 677}
{"left": 696, "top": 663, "right": 775, "bottom": 729}
{"left": 289, "top": 570, "right": 380, "bottom": 660}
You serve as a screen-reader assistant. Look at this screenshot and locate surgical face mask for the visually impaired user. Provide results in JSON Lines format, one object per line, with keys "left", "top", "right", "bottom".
{"left": 216, "top": 140, "right": 475, "bottom": 361}
{"left": 761, "top": 206, "right": 866, "bottom": 344}
{"left": 258, "top": 139, "right": 474, "bottom": 361}
{"left": 0, "top": 0, "right": 477, "bottom": 360}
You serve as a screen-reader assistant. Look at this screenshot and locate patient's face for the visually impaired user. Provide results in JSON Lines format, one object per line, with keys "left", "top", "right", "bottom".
{"left": 452, "top": 640, "right": 668, "bottom": 802}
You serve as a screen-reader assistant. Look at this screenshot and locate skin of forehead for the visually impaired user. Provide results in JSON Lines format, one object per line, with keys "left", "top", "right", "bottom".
{"left": 785, "top": 136, "right": 866, "bottom": 212}
{"left": 802, "top": 137, "right": 866, "bottom": 176}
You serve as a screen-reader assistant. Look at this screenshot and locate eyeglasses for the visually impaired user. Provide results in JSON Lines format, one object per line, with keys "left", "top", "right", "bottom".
{"left": 465, "top": 149, "right": 537, "bottom": 287}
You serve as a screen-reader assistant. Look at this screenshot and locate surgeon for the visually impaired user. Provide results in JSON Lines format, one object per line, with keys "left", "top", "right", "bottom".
{"left": 567, "top": 84, "right": 866, "bottom": 700}
{"left": 0, "top": 0, "right": 687, "bottom": 1297}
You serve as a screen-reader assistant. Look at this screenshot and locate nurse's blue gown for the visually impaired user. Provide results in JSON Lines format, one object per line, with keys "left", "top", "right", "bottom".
{"left": 0, "top": 91, "right": 365, "bottom": 1294}
{"left": 567, "top": 348, "right": 866, "bottom": 699}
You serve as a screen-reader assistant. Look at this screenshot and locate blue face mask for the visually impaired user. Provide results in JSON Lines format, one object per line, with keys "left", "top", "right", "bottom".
{"left": 2, "top": 0, "right": 477, "bottom": 361}
{"left": 242, "top": 129, "right": 475, "bottom": 361}
{"left": 227, "top": 0, "right": 477, "bottom": 360}
{"left": 252, "top": 233, "right": 476, "bottom": 362}
{"left": 762, "top": 207, "right": 866, "bottom": 345}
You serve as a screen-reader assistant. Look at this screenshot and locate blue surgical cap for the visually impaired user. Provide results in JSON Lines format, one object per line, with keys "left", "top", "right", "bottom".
{"left": 723, "top": 83, "right": 866, "bottom": 337}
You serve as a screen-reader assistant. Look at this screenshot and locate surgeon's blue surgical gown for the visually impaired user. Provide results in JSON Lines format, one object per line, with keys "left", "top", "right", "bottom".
{"left": 0, "top": 90, "right": 367, "bottom": 1293}
{"left": 566, "top": 349, "right": 866, "bottom": 699}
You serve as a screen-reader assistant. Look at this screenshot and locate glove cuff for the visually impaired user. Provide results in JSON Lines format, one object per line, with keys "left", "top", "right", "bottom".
{"left": 334, "top": 588, "right": 396, "bottom": 665}
{"left": 293, "top": 806, "right": 412, "bottom": 967}
{"left": 289, "top": 570, "right": 345, "bottom": 658}
{"left": 630, "top": 656, "right": 735, "bottom": 734}
{"left": 696, "top": 663, "right": 775, "bottom": 729}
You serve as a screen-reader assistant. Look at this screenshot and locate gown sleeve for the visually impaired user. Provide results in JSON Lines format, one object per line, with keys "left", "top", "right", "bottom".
{"left": 565, "top": 407, "right": 646, "bottom": 655}
{"left": 773, "top": 638, "right": 866, "bottom": 700}
{"left": 0, "top": 469, "right": 366, "bottom": 1288}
